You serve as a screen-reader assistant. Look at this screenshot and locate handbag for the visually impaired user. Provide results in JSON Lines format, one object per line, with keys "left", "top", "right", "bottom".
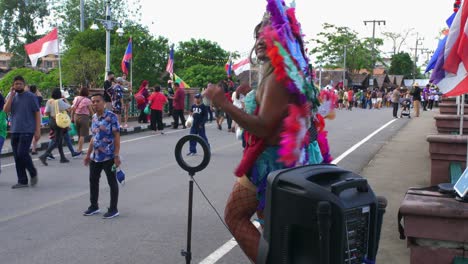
{"left": 134, "top": 90, "right": 145, "bottom": 106}
{"left": 54, "top": 99, "right": 71, "bottom": 128}
{"left": 144, "top": 104, "right": 150, "bottom": 115}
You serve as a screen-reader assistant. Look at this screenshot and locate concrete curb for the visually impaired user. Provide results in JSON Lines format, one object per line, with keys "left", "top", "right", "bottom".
{"left": 1, "top": 122, "right": 170, "bottom": 158}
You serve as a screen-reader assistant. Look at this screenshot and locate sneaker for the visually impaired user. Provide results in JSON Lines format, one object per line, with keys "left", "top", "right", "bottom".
{"left": 30, "top": 176, "right": 38, "bottom": 187}
{"left": 60, "top": 159, "right": 70, "bottom": 163}
{"left": 83, "top": 206, "right": 100, "bottom": 216}
{"left": 12, "top": 183, "right": 29, "bottom": 189}
{"left": 186, "top": 152, "right": 195, "bottom": 156}
{"left": 47, "top": 154, "right": 55, "bottom": 160}
{"left": 123, "top": 124, "right": 129, "bottom": 128}
{"left": 102, "top": 208, "right": 119, "bottom": 219}
{"left": 218, "top": 124, "right": 222, "bottom": 130}
{"left": 72, "top": 152, "right": 83, "bottom": 158}
{"left": 39, "top": 156, "right": 48, "bottom": 166}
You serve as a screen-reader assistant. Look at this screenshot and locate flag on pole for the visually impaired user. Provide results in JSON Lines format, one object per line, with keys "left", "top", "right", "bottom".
{"left": 225, "top": 60, "right": 232, "bottom": 78}
{"left": 429, "top": 12, "right": 458, "bottom": 81}
{"left": 166, "top": 45, "right": 174, "bottom": 77}
{"left": 24, "top": 28, "right": 59, "bottom": 67}
{"left": 232, "top": 58, "right": 251, "bottom": 75}
{"left": 121, "top": 38, "right": 132, "bottom": 75}
{"left": 437, "top": 1, "right": 468, "bottom": 97}
{"left": 173, "top": 73, "right": 190, "bottom": 88}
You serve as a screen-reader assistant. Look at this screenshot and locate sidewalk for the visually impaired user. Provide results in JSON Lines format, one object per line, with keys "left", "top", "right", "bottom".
{"left": 0, "top": 115, "right": 176, "bottom": 157}
{"left": 360, "top": 111, "right": 436, "bottom": 263}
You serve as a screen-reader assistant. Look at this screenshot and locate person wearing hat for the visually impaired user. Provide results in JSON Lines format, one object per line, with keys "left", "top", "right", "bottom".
{"left": 186, "top": 93, "right": 209, "bottom": 156}
{"left": 411, "top": 83, "right": 422, "bottom": 117}
{"left": 108, "top": 77, "right": 124, "bottom": 123}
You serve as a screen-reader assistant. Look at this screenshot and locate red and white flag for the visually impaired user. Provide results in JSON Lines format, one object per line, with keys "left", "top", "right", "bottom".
{"left": 24, "top": 28, "right": 59, "bottom": 67}
{"left": 232, "top": 58, "right": 250, "bottom": 75}
{"left": 438, "top": 1, "right": 468, "bottom": 97}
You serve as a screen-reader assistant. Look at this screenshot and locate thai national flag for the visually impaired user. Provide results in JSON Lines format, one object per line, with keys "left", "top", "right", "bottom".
{"left": 438, "top": 1, "right": 468, "bottom": 97}
{"left": 225, "top": 60, "right": 232, "bottom": 77}
{"left": 166, "top": 45, "right": 174, "bottom": 76}
{"left": 121, "top": 38, "right": 132, "bottom": 75}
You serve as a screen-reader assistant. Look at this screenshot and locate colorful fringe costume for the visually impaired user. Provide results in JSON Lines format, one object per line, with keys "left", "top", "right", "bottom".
{"left": 224, "top": 1, "right": 334, "bottom": 262}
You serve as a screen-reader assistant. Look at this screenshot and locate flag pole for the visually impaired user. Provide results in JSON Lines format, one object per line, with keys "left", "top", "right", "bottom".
{"left": 461, "top": 94, "right": 465, "bottom": 136}
{"left": 130, "top": 36, "right": 134, "bottom": 116}
{"left": 57, "top": 27, "right": 63, "bottom": 91}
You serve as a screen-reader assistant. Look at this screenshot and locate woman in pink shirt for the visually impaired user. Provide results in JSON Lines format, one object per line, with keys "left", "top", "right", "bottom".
{"left": 71, "top": 86, "right": 94, "bottom": 153}
{"left": 148, "top": 85, "right": 168, "bottom": 134}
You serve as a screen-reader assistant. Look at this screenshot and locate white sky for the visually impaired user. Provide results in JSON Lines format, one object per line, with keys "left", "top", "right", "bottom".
{"left": 140, "top": 0, "right": 453, "bottom": 65}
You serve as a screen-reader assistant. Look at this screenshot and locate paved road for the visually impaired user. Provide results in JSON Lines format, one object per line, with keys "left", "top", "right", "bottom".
{"left": 0, "top": 107, "right": 409, "bottom": 264}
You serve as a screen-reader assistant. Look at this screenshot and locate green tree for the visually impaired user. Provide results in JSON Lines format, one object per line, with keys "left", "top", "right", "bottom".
{"left": 174, "top": 39, "right": 229, "bottom": 71}
{"left": 61, "top": 44, "right": 105, "bottom": 88}
{"left": 0, "top": 0, "right": 50, "bottom": 50}
{"left": 0, "top": 0, "right": 50, "bottom": 66}
{"left": 179, "top": 64, "right": 227, "bottom": 88}
{"left": 0, "top": 67, "right": 59, "bottom": 95}
{"left": 389, "top": 52, "right": 414, "bottom": 78}
{"left": 310, "top": 23, "right": 383, "bottom": 73}
{"left": 55, "top": 0, "right": 142, "bottom": 47}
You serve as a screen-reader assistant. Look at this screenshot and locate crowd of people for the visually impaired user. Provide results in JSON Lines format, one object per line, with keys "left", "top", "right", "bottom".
{"left": 331, "top": 84, "right": 441, "bottom": 118}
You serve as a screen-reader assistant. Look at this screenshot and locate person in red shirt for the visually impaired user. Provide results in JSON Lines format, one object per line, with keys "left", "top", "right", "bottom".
{"left": 169, "top": 83, "right": 186, "bottom": 129}
{"left": 148, "top": 85, "right": 168, "bottom": 134}
{"left": 347, "top": 88, "right": 354, "bottom": 111}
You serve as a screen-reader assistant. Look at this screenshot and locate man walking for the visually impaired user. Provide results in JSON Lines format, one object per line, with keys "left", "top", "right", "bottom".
{"left": 83, "top": 94, "right": 121, "bottom": 219}
{"left": 392, "top": 87, "right": 401, "bottom": 118}
{"left": 103, "top": 71, "right": 115, "bottom": 110}
{"left": 411, "top": 84, "right": 422, "bottom": 117}
{"left": 4, "top": 76, "right": 41, "bottom": 189}
{"left": 187, "top": 94, "right": 209, "bottom": 156}
{"left": 171, "top": 82, "right": 186, "bottom": 129}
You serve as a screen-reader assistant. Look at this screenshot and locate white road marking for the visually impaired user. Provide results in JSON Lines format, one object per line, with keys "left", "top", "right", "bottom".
{"left": 198, "top": 118, "right": 398, "bottom": 264}
{"left": 199, "top": 222, "right": 261, "bottom": 264}
{"left": 331, "top": 119, "right": 397, "bottom": 164}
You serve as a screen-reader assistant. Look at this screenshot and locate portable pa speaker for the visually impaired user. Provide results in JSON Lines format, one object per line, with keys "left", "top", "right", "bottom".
{"left": 257, "top": 164, "right": 384, "bottom": 264}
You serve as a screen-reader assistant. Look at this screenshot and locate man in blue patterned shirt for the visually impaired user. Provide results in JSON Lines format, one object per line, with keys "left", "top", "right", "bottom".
{"left": 83, "top": 94, "right": 121, "bottom": 219}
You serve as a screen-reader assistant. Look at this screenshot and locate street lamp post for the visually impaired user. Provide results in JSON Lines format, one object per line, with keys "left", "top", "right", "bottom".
{"left": 90, "top": 0, "right": 124, "bottom": 75}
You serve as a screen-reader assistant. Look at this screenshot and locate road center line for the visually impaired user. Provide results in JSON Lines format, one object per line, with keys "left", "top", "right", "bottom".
{"left": 198, "top": 118, "right": 398, "bottom": 264}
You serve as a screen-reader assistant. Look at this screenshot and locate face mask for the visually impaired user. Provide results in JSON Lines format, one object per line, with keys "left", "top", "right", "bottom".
{"left": 16, "top": 89, "right": 24, "bottom": 94}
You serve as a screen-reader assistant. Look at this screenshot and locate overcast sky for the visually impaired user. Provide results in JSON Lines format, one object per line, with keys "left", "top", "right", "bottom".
{"left": 140, "top": 0, "right": 452, "bottom": 64}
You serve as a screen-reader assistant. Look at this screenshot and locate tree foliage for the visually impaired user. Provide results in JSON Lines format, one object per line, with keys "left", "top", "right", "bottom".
{"left": 310, "top": 23, "right": 383, "bottom": 73}
{"left": 388, "top": 52, "right": 414, "bottom": 78}
{"left": 0, "top": 67, "right": 59, "bottom": 95}
{"left": 174, "top": 39, "right": 229, "bottom": 71}
{"left": 0, "top": 0, "right": 50, "bottom": 50}
{"left": 55, "top": 0, "right": 142, "bottom": 47}
{"left": 179, "top": 64, "right": 227, "bottom": 88}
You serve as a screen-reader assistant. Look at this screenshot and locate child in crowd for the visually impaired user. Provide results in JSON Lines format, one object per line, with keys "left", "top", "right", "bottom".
{"left": 187, "top": 94, "right": 209, "bottom": 156}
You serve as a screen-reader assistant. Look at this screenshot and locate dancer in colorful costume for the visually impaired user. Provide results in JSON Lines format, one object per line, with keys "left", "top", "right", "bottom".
{"left": 204, "top": 1, "right": 331, "bottom": 262}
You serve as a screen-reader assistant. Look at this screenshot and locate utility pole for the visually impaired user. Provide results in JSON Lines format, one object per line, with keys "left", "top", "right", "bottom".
{"left": 364, "top": 20, "right": 386, "bottom": 88}
{"left": 343, "top": 46, "right": 347, "bottom": 88}
{"left": 410, "top": 33, "right": 425, "bottom": 84}
{"left": 80, "top": 0, "right": 85, "bottom": 32}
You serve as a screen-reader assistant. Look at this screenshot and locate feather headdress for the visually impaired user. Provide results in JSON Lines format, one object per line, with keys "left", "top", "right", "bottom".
{"left": 262, "top": 0, "right": 322, "bottom": 166}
